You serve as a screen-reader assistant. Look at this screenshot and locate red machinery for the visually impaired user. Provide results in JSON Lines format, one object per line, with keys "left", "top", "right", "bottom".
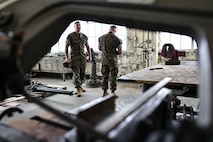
{"left": 160, "top": 43, "right": 185, "bottom": 65}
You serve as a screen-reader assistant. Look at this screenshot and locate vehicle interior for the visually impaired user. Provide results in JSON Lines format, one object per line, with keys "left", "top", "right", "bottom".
{"left": 0, "top": 0, "right": 213, "bottom": 142}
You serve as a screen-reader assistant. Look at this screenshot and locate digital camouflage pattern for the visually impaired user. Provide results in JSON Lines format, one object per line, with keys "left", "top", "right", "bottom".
{"left": 99, "top": 32, "right": 122, "bottom": 91}
{"left": 66, "top": 32, "right": 88, "bottom": 87}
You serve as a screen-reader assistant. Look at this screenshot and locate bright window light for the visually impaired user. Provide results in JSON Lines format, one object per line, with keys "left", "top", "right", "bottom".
{"left": 159, "top": 32, "right": 197, "bottom": 50}
{"left": 50, "top": 20, "right": 127, "bottom": 53}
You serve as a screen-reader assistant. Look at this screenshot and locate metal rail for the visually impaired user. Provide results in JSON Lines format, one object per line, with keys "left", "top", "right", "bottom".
{"left": 95, "top": 77, "right": 172, "bottom": 134}
{"left": 23, "top": 77, "right": 171, "bottom": 141}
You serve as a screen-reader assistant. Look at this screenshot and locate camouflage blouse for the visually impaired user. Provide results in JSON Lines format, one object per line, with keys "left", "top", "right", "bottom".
{"left": 99, "top": 32, "right": 122, "bottom": 65}
{"left": 66, "top": 32, "right": 88, "bottom": 60}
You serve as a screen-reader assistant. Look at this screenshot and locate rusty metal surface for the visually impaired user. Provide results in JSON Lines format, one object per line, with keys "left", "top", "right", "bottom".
{"left": 7, "top": 118, "right": 67, "bottom": 142}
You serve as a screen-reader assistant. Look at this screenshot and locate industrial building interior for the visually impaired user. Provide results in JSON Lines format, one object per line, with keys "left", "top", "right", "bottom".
{"left": 0, "top": 0, "right": 212, "bottom": 142}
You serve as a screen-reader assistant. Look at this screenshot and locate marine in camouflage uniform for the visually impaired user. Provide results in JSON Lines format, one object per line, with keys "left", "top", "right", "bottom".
{"left": 65, "top": 21, "right": 91, "bottom": 97}
{"left": 98, "top": 25, "right": 122, "bottom": 97}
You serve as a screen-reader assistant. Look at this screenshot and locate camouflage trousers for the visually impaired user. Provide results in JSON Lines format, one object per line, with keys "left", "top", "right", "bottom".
{"left": 101, "top": 64, "right": 118, "bottom": 91}
{"left": 71, "top": 59, "right": 86, "bottom": 88}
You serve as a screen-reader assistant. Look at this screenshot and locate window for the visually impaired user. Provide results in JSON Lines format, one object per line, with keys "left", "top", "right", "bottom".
{"left": 159, "top": 32, "right": 198, "bottom": 50}
{"left": 50, "top": 20, "right": 127, "bottom": 53}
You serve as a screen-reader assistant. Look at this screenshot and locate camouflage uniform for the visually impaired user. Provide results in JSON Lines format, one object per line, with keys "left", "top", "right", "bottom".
{"left": 98, "top": 32, "right": 122, "bottom": 92}
{"left": 66, "top": 32, "right": 88, "bottom": 88}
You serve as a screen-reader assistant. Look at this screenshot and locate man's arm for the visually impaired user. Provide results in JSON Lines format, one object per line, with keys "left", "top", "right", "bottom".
{"left": 117, "top": 38, "right": 122, "bottom": 55}
{"left": 86, "top": 43, "right": 91, "bottom": 62}
{"left": 98, "top": 37, "right": 102, "bottom": 51}
{"left": 65, "top": 43, "right": 70, "bottom": 62}
{"left": 117, "top": 47, "right": 122, "bottom": 55}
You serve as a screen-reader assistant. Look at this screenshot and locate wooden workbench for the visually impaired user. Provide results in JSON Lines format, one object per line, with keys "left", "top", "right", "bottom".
{"left": 118, "top": 61, "right": 199, "bottom": 88}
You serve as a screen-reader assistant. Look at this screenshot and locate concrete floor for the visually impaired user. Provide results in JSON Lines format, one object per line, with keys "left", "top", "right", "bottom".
{"left": 0, "top": 75, "right": 144, "bottom": 142}
{"left": 1, "top": 74, "right": 142, "bottom": 123}
{"left": 1, "top": 74, "right": 199, "bottom": 123}
{"left": 33, "top": 75, "right": 143, "bottom": 112}
{"left": 0, "top": 74, "right": 200, "bottom": 142}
